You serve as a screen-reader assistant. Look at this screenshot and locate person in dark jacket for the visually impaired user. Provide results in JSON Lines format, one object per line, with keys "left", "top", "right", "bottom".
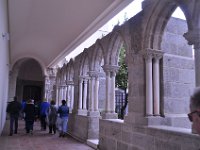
{"left": 23, "top": 99, "right": 35, "bottom": 134}
{"left": 58, "top": 99, "right": 69, "bottom": 137}
{"left": 39, "top": 99, "right": 50, "bottom": 130}
{"left": 6, "top": 96, "right": 22, "bottom": 136}
{"left": 48, "top": 100, "right": 57, "bottom": 134}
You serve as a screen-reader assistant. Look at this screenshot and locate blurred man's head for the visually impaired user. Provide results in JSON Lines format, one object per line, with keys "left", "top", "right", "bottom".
{"left": 61, "top": 100, "right": 66, "bottom": 105}
{"left": 188, "top": 87, "right": 200, "bottom": 134}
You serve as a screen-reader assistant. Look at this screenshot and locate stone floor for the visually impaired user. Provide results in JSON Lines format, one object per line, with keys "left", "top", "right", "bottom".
{"left": 0, "top": 120, "right": 94, "bottom": 150}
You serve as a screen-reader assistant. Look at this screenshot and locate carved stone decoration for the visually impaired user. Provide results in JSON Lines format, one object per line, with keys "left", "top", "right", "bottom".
{"left": 141, "top": 49, "right": 164, "bottom": 61}
{"left": 184, "top": 31, "right": 200, "bottom": 49}
{"left": 45, "top": 68, "right": 57, "bottom": 101}
{"left": 102, "top": 65, "right": 119, "bottom": 75}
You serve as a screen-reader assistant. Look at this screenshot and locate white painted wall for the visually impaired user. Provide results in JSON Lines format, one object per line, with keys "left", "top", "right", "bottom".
{"left": 0, "top": 0, "right": 9, "bottom": 134}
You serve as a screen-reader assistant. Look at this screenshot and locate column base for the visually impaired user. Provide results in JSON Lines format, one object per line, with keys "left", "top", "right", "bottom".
{"left": 101, "top": 112, "right": 118, "bottom": 119}
{"left": 77, "top": 109, "right": 87, "bottom": 116}
{"left": 87, "top": 111, "right": 100, "bottom": 117}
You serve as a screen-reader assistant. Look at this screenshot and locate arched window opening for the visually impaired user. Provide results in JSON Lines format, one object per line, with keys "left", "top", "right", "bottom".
{"left": 115, "top": 45, "right": 128, "bottom": 119}
{"left": 160, "top": 7, "right": 194, "bottom": 128}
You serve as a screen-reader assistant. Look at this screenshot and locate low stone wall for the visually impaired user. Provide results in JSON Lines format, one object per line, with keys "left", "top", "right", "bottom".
{"left": 68, "top": 114, "right": 100, "bottom": 142}
{"left": 68, "top": 115, "right": 88, "bottom": 142}
{"left": 99, "top": 119, "right": 200, "bottom": 150}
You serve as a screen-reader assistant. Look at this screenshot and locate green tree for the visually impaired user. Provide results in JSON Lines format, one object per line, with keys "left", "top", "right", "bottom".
{"left": 115, "top": 45, "right": 128, "bottom": 119}
{"left": 115, "top": 45, "right": 128, "bottom": 90}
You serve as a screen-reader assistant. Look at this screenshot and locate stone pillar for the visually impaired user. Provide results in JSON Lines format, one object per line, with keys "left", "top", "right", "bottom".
{"left": 94, "top": 76, "right": 99, "bottom": 111}
{"left": 56, "top": 85, "right": 59, "bottom": 106}
{"left": 78, "top": 77, "right": 83, "bottom": 110}
{"left": 77, "top": 77, "right": 87, "bottom": 115}
{"left": 194, "top": 45, "right": 200, "bottom": 86}
{"left": 88, "top": 76, "right": 95, "bottom": 112}
{"left": 83, "top": 78, "right": 88, "bottom": 110}
{"left": 70, "top": 83, "right": 74, "bottom": 112}
{"left": 105, "top": 70, "right": 111, "bottom": 112}
{"left": 145, "top": 54, "right": 153, "bottom": 116}
{"left": 184, "top": 31, "right": 200, "bottom": 133}
{"left": 143, "top": 49, "right": 163, "bottom": 116}
{"left": 88, "top": 71, "right": 100, "bottom": 117}
{"left": 184, "top": 31, "right": 200, "bottom": 86}
{"left": 153, "top": 56, "right": 161, "bottom": 116}
{"left": 66, "top": 85, "right": 70, "bottom": 106}
{"left": 102, "top": 65, "right": 119, "bottom": 119}
{"left": 58, "top": 85, "right": 62, "bottom": 105}
{"left": 110, "top": 71, "right": 116, "bottom": 113}
{"left": 8, "top": 71, "right": 18, "bottom": 102}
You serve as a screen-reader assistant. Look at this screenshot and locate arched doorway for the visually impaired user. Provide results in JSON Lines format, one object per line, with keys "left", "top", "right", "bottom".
{"left": 13, "top": 58, "right": 44, "bottom": 104}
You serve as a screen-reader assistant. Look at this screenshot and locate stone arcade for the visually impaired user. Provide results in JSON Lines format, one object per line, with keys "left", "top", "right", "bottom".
{"left": 1, "top": 0, "right": 200, "bottom": 150}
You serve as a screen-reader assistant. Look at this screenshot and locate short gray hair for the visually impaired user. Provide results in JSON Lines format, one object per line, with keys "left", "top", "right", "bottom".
{"left": 190, "top": 87, "right": 200, "bottom": 111}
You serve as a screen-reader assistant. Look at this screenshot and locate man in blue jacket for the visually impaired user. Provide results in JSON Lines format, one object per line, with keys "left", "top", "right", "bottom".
{"left": 39, "top": 99, "right": 50, "bottom": 130}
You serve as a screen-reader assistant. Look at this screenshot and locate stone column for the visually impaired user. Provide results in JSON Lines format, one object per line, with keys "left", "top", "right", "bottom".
{"left": 77, "top": 77, "right": 87, "bottom": 115}
{"left": 184, "top": 31, "right": 200, "bottom": 86}
{"left": 78, "top": 77, "right": 83, "bottom": 110}
{"left": 8, "top": 71, "right": 18, "bottom": 102}
{"left": 194, "top": 45, "right": 200, "bottom": 86}
{"left": 102, "top": 65, "right": 119, "bottom": 119}
{"left": 66, "top": 85, "right": 70, "bottom": 106}
{"left": 83, "top": 78, "right": 88, "bottom": 110}
{"left": 153, "top": 56, "right": 160, "bottom": 116}
{"left": 70, "top": 83, "right": 74, "bottom": 112}
{"left": 94, "top": 76, "right": 99, "bottom": 111}
{"left": 58, "top": 85, "right": 62, "bottom": 105}
{"left": 88, "top": 76, "right": 95, "bottom": 116}
{"left": 184, "top": 31, "right": 200, "bottom": 133}
{"left": 105, "top": 70, "right": 111, "bottom": 112}
{"left": 110, "top": 71, "right": 116, "bottom": 113}
{"left": 44, "top": 76, "right": 50, "bottom": 101}
{"left": 88, "top": 71, "right": 100, "bottom": 117}
{"left": 63, "top": 85, "right": 67, "bottom": 101}
{"left": 56, "top": 85, "right": 59, "bottom": 106}
{"left": 145, "top": 54, "right": 153, "bottom": 116}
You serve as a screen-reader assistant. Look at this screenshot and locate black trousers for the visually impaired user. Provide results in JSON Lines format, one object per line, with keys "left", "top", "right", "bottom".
{"left": 25, "top": 119, "right": 34, "bottom": 133}
{"left": 49, "top": 124, "right": 56, "bottom": 133}
{"left": 40, "top": 115, "right": 47, "bottom": 130}
{"left": 10, "top": 114, "right": 19, "bottom": 134}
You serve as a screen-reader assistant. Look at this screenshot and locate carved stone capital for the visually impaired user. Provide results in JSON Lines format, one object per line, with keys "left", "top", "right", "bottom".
{"left": 102, "top": 65, "right": 119, "bottom": 74}
{"left": 184, "top": 30, "right": 200, "bottom": 49}
{"left": 88, "top": 71, "right": 99, "bottom": 78}
{"left": 66, "top": 80, "right": 74, "bottom": 85}
{"left": 47, "top": 67, "right": 57, "bottom": 77}
{"left": 141, "top": 49, "right": 164, "bottom": 61}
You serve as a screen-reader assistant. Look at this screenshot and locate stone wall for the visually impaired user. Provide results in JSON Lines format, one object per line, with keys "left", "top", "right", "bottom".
{"left": 161, "top": 17, "right": 194, "bottom": 128}
{"left": 99, "top": 119, "right": 200, "bottom": 150}
{"left": 0, "top": 0, "right": 9, "bottom": 134}
{"left": 99, "top": 17, "right": 198, "bottom": 150}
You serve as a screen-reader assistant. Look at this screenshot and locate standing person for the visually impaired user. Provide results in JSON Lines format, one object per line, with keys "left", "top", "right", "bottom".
{"left": 188, "top": 87, "right": 200, "bottom": 134}
{"left": 23, "top": 99, "right": 35, "bottom": 134}
{"left": 21, "top": 99, "right": 26, "bottom": 119}
{"left": 6, "top": 96, "right": 22, "bottom": 136}
{"left": 39, "top": 99, "right": 50, "bottom": 131}
{"left": 58, "top": 99, "right": 69, "bottom": 137}
{"left": 48, "top": 100, "right": 57, "bottom": 134}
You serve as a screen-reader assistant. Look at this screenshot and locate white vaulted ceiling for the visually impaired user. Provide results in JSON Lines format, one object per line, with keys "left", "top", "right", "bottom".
{"left": 8, "top": 0, "right": 133, "bottom": 68}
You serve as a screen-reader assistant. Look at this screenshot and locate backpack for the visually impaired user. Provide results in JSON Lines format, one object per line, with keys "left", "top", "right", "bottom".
{"left": 49, "top": 105, "right": 57, "bottom": 116}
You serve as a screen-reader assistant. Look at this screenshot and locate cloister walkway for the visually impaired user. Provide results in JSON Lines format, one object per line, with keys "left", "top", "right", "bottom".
{"left": 0, "top": 120, "right": 94, "bottom": 150}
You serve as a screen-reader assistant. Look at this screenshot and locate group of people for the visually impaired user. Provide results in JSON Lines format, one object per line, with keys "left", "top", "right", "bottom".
{"left": 7, "top": 97, "right": 69, "bottom": 137}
